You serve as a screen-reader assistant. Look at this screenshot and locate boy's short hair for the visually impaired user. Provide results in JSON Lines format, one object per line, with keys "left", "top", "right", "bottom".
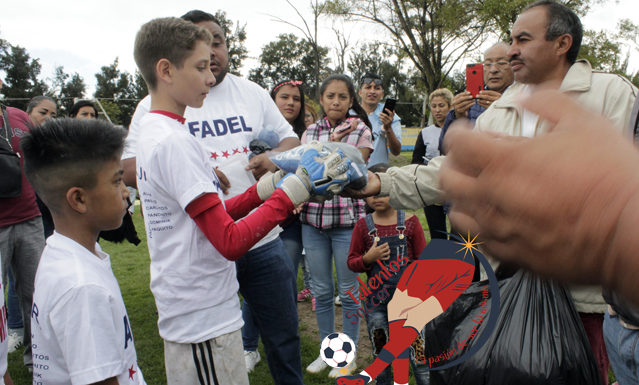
{"left": 21, "top": 118, "right": 126, "bottom": 212}
{"left": 134, "top": 17, "right": 212, "bottom": 90}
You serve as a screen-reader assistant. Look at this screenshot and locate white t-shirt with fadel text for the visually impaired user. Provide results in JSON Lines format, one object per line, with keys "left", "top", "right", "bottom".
{"left": 31, "top": 232, "right": 145, "bottom": 385}
{"left": 124, "top": 74, "right": 297, "bottom": 249}
{"left": 136, "top": 112, "right": 242, "bottom": 343}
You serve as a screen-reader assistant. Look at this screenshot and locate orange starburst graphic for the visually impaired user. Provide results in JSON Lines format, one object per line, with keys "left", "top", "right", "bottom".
{"left": 455, "top": 231, "right": 483, "bottom": 259}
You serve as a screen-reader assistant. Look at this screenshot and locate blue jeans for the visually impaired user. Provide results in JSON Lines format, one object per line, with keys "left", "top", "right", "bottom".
{"left": 604, "top": 310, "right": 639, "bottom": 385}
{"left": 280, "top": 219, "right": 312, "bottom": 293}
{"left": 7, "top": 268, "right": 23, "bottom": 329}
{"left": 236, "top": 238, "right": 303, "bottom": 385}
{"left": 365, "top": 304, "right": 430, "bottom": 385}
{"left": 302, "top": 225, "right": 360, "bottom": 345}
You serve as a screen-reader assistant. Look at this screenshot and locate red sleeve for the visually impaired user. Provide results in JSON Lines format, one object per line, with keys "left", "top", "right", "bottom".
{"left": 408, "top": 215, "right": 427, "bottom": 261}
{"left": 347, "top": 219, "right": 373, "bottom": 273}
{"left": 223, "top": 184, "right": 264, "bottom": 220}
{"left": 186, "top": 189, "right": 294, "bottom": 260}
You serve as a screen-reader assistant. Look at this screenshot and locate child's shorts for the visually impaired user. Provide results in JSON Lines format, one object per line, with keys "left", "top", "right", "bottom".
{"left": 164, "top": 329, "right": 249, "bottom": 385}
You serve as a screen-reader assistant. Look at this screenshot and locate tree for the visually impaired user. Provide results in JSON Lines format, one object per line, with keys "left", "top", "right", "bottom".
{"left": 0, "top": 43, "right": 48, "bottom": 110}
{"left": 579, "top": 19, "right": 639, "bottom": 87}
{"left": 248, "top": 33, "right": 330, "bottom": 97}
{"left": 94, "top": 58, "right": 137, "bottom": 126}
{"left": 214, "top": 10, "right": 248, "bottom": 74}
{"left": 48, "top": 66, "right": 86, "bottom": 114}
{"left": 268, "top": 0, "right": 331, "bottom": 99}
{"left": 328, "top": 0, "right": 607, "bottom": 95}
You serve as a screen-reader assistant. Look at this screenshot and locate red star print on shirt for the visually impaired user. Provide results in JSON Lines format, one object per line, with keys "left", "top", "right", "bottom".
{"left": 233, "top": 148, "right": 240, "bottom": 155}
{"left": 129, "top": 364, "right": 136, "bottom": 379}
{"left": 243, "top": 146, "right": 249, "bottom": 153}
{"left": 222, "top": 150, "right": 230, "bottom": 158}
{"left": 210, "top": 152, "right": 218, "bottom": 160}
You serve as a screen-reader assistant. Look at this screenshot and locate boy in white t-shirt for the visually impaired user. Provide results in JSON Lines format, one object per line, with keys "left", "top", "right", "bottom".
{"left": 133, "top": 17, "right": 351, "bottom": 384}
{"left": 20, "top": 118, "right": 145, "bottom": 384}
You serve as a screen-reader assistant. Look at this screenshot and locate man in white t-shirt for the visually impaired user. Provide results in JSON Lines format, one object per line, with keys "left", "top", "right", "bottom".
{"left": 122, "top": 10, "right": 303, "bottom": 385}
{"left": 22, "top": 119, "right": 145, "bottom": 385}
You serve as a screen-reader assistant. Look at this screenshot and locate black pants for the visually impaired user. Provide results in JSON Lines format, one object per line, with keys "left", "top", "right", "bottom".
{"left": 424, "top": 205, "right": 447, "bottom": 240}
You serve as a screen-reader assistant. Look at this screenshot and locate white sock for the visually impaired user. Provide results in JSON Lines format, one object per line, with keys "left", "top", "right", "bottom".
{"left": 360, "top": 371, "right": 372, "bottom": 383}
{"left": 394, "top": 382, "right": 408, "bottom": 385}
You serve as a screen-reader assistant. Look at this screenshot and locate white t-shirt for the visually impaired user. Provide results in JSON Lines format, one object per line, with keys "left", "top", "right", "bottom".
{"left": 124, "top": 74, "right": 297, "bottom": 249}
{"left": 137, "top": 112, "right": 242, "bottom": 343}
{"left": 31, "top": 233, "right": 145, "bottom": 385}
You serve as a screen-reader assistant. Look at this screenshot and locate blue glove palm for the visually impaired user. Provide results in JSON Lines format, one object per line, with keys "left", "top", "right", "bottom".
{"left": 298, "top": 147, "right": 352, "bottom": 196}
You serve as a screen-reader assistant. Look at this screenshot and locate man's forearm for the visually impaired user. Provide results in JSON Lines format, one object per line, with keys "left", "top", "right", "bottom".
{"left": 122, "top": 158, "right": 137, "bottom": 188}
{"left": 272, "top": 137, "right": 301, "bottom": 152}
{"left": 386, "top": 127, "right": 402, "bottom": 155}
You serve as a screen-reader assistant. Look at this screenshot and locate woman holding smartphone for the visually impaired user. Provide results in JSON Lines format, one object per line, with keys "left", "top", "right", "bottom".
{"left": 412, "top": 88, "right": 453, "bottom": 240}
{"left": 301, "top": 74, "right": 373, "bottom": 378}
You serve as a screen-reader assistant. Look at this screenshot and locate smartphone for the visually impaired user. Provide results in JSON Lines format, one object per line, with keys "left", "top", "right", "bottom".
{"left": 466, "top": 63, "right": 484, "bottom": 98}
{"left": 382, "top": 98, "right": 397, "bottom": 112}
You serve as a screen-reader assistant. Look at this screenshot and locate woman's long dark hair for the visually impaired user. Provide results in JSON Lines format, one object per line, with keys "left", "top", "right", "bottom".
{"left": 319, "top": 74, "right": 372, "bottom": 129}
{"left": 270, "top": 80, "right": 307, "bottom": 139}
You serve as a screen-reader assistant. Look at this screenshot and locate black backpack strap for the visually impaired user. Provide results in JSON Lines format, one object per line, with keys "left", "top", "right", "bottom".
{"left": 1, "top": 105, "right": 15, "bottom": 152}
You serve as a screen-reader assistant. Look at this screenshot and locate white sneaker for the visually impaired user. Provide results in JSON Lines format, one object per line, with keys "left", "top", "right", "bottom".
{"left": 244, "top": 350, "right": 261, "bottom": 372}
{"left": 335, "top": 295, "right": 342, "bottom": 306}
{"left": 7, "top": 330, "right": 23, "bottom": 354}
{"left": 306, "top": 355, "right": 328, "bottom": 373}
{"left": 328, "top": 359, "right": 357, "bottom": 378}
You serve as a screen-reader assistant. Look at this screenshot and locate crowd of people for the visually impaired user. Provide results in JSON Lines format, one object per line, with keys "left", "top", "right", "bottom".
{"left": 2, "top": 1, "right": 639, "bottom": 385}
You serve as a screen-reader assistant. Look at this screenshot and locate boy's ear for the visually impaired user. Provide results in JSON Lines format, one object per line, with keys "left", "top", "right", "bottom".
{"left": 156, "top": 58, "right": 173, "bottom": 85}
{"left": 66, "top": 187, "right": 89, "bottom": 214}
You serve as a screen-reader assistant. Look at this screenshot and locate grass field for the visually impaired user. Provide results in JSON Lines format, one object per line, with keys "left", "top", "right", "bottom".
{"left": 7, "top": 152, "right": 429, "bottom": 384}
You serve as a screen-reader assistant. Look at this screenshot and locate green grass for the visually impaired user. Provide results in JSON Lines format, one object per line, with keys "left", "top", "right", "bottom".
{"left": 7, "top": 152, "right": 429, "bottom": 384}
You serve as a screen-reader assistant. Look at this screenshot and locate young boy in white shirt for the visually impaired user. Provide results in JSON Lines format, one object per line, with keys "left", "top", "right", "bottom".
{"left": 21, "top": 118, "right": 145, "bottom": 385}
{"left": 133, "top": 17, "right": 352, "bottom": 384}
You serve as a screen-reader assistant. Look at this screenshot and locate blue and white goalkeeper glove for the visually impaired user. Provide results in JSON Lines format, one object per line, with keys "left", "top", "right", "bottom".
{"left": 277, "top": 143, "right": 352, "bottom": 206}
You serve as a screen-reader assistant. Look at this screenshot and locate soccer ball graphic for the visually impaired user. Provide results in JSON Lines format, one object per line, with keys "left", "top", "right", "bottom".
{"left": 320, "top": 333, "right": 356, "bottom": 368}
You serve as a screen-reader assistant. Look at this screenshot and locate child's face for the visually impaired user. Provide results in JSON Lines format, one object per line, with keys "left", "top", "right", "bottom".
{"left": 366, "top": 195, "right": 391, "bottom": 212}
{"left": 87, "top": 158, "right": 129, "bottom": 231}
{"left": 171, "top": 40, "right": 216, "bottom": 109}
{"left": 320, "top": 80, "right": 353, "bottom": 124}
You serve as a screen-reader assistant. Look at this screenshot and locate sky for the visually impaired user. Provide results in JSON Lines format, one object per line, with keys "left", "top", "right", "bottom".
{"left": 1, "top": 0, "right": 638, "bottom": 96}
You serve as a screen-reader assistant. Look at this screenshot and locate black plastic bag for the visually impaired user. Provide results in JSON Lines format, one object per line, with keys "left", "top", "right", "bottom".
{"left": 423, "top": 270, "right": 602, "bottom": 385}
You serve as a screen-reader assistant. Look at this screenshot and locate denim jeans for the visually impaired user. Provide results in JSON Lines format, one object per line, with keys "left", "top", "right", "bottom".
{"left": 236, "top": 238, "right": 303, "bottom": 385}
{"left": 280, "top": 219, "right": 312, "bottom": 293}
{"left": 302, "top": 225, "right": 360, "bottom": 345}
{"left": 365, "top": 304, "right": 430, "bottom": 385}
{"left": 604, "top": 310, "right": 639, "bottom": 385}
{"left": 7, "top": 268, "right": 23, "bottom": 329}
{"left": 0, "top": 217, "right": 44, "bottom": 368}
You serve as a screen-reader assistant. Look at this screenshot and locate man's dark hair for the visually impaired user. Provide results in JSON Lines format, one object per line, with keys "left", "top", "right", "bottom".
{"left": 69, "top": 100, "right": 98, "bottom": 118}
{"left": 525, "top": 0, "right": 583, "bottom": 63}
{"left": 21, "top": 118, "right": 126, "bottom": 212}
{"left": 359, "top": 72, "right": 381, "bottom": 85}
{"left": 181, "top": 10, "right": 222, "bottom": 30}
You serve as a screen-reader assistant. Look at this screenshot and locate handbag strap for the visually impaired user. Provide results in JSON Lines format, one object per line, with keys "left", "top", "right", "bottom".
{"left": 1, "top": 105, "right": 15, "bottom": 152}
